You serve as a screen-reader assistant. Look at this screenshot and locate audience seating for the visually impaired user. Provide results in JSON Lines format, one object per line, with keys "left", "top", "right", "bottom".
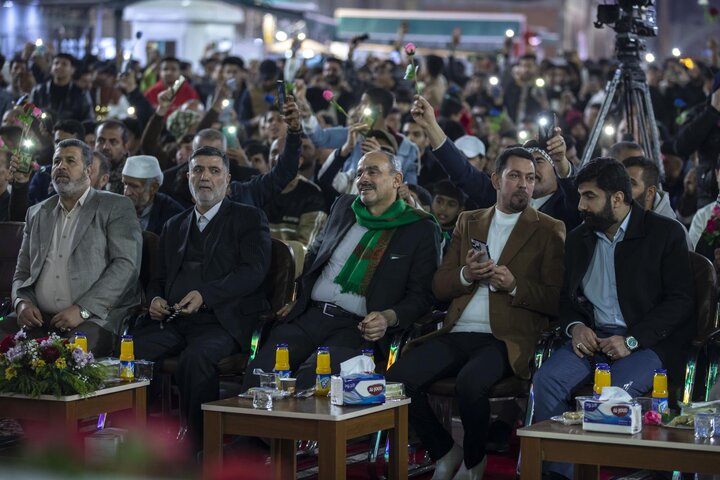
{"left": 0, "top": 222, "right": 25, "bottom": 318}
{"left": 159, "top": 238, "right": 296, "bottom": 419}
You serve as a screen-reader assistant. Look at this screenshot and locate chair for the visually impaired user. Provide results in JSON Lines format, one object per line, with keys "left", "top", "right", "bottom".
{"left": 159, "top": 238, "right": 296, "bottom": 417}
{"left": 0, "top": 222, "right": 24, "bottom": 317}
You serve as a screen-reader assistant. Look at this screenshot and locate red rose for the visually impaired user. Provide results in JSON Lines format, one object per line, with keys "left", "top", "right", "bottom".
{"left": 709, "top": 6, "right": 719, "bottom": 17}
{"left": 707, "top": 219, "right": 717, "bottom": 233}
{"left": 0, "top": 335, "right": 15, "bottom": 354}
{"left": 41, "top": 346, "right": 61, "bottom": 363}
{"left": 35, "top": 336, "right": 49, "bottom": 344}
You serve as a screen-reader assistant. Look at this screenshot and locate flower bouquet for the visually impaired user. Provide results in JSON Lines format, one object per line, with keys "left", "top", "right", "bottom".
{"left": 701, "top": 204, "right": 720, "bottom": 247}
{"left": 0, "top": 329, "right": 106, "bottom": 397}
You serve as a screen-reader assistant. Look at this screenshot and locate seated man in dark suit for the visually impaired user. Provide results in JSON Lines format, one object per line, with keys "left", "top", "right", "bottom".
{"left": 132, "top": 146, "right": 272, "bottom": 450}
{"left": 242, "top": 150, "right": 442, "bottom": 391}
{"left": 121, "top": 155, "right": 184, "bottom": 235}
{"left": 533, "top": 158, "right": 694, "bottom": 480}
{"left": 387, "top": 147, "right": 565, "bottom": 480}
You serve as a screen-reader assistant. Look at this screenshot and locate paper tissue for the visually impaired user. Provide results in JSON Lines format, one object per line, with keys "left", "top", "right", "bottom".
{"left": 330, "top": 355, "right": 385, "bottom": 406}
{"left": 583, "top": 386, "right": 642, "bottom": 434}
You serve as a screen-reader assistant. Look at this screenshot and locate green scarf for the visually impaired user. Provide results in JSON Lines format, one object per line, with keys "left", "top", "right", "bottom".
{"left": 334, "top": 198, "right": 434, "bottom": 295}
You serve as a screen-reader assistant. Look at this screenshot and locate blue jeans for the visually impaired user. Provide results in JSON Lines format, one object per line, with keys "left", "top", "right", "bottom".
{"left": 532, "top": 339, "right": 662, "bottom": 478}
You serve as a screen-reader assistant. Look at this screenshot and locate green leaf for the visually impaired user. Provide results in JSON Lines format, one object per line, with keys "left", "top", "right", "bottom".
{"left": 403, "top": 63, "right": 416, "bottom": 81}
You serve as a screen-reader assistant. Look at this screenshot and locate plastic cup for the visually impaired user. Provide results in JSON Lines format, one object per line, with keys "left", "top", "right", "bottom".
{"left": 252, "top": 388, "right": 274, "bottom": 410}
{"left": 134, "top": 360, "right": 154, "bottom": 381}
{"left": 258, "top": 372, "right": 278, "bottom": 390}
{"left": 280, "top": 377, "right": 296, "bottom": 394}
{"left": 575, "top": 396, "right": 593, "bottom": 412}
{"left": 694, "top": 413, "right": 715, "bottom": 439}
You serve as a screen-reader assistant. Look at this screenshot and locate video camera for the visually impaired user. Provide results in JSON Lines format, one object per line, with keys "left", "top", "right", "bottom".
{"left": 594, "top": 0, "right": 657, "bottom": 37}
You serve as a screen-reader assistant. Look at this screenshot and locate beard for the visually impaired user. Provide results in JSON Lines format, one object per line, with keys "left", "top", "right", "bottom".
{"left": 52, "top": 171, "right": 90, "bottom": 197}
{"left": 507, "top": 190, "right": 530, "bottom": 213}
{"left": 580, "top": 200, "right": 616, "bottom": 232}
{"left": 325, "top": 75, "right": 340, "bottom": 86}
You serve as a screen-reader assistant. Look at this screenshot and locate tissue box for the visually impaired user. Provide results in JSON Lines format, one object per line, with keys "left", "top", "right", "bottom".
{"left": 85, "top": 427, "right": 127, "bottom": 464}
{"left": 330, "top": 373, "right": 385, "bottom": 405}
{"left": 583, "top": 399, "right": 642, "bottom": 434}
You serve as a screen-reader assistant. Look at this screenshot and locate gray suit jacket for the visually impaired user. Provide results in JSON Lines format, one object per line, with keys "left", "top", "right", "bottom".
{"left": 12, "top": 188, "right": 142, "bottom": 334}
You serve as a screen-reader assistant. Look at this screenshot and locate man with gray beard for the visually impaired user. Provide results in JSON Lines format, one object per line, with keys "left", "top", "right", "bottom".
{"left": 6, "top": 139, "right": 141, "bottom": 355}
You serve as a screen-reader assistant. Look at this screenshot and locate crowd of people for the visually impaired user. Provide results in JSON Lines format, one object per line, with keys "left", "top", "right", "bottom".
{"left": 0, "top": 29, "right": 718, "bottom": 479}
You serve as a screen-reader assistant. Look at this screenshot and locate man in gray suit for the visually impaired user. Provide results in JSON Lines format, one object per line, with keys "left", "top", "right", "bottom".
{"left": 7, "top": 139, "right": 142, "bottom": 355}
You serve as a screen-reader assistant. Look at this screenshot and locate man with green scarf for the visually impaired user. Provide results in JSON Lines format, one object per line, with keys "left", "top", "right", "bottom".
{"left": 242, "top": 150, "right": 442, "bottom": 390}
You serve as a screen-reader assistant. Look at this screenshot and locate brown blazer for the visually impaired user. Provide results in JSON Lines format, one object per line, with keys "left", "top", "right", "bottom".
{"left": 416, "top": 206, "right": 566, "bottom": 379}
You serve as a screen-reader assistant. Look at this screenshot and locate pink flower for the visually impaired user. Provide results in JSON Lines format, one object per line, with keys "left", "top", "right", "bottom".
{"left": 32, "top": 107, "right": 42, "bottom": 117}
{"left": 0, "top": 137, "right": 4, "bottom": 148}
{"left": 707, "top": 219, "right": 717, "bottom": 233}
{"left": 322, "top": 90, "right": 334, "bottom": 102}
{"left": 404, "top": 42, "right": 416, "bottom": 56}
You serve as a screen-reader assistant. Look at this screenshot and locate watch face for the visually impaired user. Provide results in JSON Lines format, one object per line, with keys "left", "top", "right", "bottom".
{"left": 626, "top": 336, "right": 638, "bottom": 349}
{"left": 80, "top": 309, "right": 90, "bottom": 319}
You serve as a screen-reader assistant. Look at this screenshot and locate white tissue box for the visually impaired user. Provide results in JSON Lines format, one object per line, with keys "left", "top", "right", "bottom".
{"left": 583, "top": 399, "right": 642, "bottom": 434}
{"left": 330, "top": 373, "right": 385, "bottom": 405}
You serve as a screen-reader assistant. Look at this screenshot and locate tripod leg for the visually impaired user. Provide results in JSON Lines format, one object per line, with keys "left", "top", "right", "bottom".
{"left": 581, "top": 68, "right": 622, "bottom": 167}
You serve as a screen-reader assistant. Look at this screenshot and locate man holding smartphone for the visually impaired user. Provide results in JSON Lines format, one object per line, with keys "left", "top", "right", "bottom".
{"left": 144, "top": 56, "right": 199, "bottom": 116}
{"left": 387, "top": 146, "right": 565, "bottom": 480}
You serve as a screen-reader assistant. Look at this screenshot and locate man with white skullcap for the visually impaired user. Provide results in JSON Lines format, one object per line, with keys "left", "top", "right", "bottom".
{"left": 122, "top": 155, "right": 184, "bottom": 234}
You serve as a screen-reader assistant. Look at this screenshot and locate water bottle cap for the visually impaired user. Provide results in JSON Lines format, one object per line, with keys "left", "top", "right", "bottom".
{"left": 318, "top": 346, "right": 329, "bottom": 352}
{"left": 654, "top": 368, "right": 667, "bottom": 374}
{"left": 361, "top": 349, "right": 373, "bottom": 354}
{"left": 276, "top": 343, "right": 288, "bottom": 348}
{"left": 75, "top": 331, "right": 86, "bottom": 337}
{"left": 596, "top": 363, "right": 609, "bottom": 369}
{"left": 121, "top": 335, "right": 133, "bottom": 340}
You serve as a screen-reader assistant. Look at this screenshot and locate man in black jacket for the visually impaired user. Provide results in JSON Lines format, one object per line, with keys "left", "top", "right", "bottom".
{"left": 29, "top": 53, "right": 94, "bottom": 122}
{"left": 411, "top": 95, "right": 581, "bottom": 231}
{"left": 132, "top": 146, "right": 271, "bottom": 451}
{"left": 242, "top": 150, "right": 442, "bottom": 391}
{"left": 121, "top": 155, "right": 183, "bottom": 235}
{"left": 532, "top": 158, "right": 693, "bottom": 479}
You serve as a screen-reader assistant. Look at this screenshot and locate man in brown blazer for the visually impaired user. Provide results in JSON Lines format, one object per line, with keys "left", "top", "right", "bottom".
{"left": 387, "top": 146, "right": 565, "bottom": 480}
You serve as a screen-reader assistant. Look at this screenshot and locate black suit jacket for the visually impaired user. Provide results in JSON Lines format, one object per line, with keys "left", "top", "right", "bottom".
{"left": 148, "top": 199, "right": 271, "bottom": 348}
{"left": 286, "top": 194, "right": 442, "bottom": 356}
{"left": 559, "top": 203, "right": 694, "bottom": 381}
{"left": 147, "top": 192, "right": 184, "bottom": 235}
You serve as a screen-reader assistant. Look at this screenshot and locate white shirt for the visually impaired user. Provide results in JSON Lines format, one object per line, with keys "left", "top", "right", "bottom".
{"left": 34, "top": 187, "right": 91, "bottom": 314}
{"left": 689, "top": 201, "right": 715, "bottom": 249}
{"left": 452, "top": 208, "right": 521, "bottom": 333}
{"left": 310, "top": 223, "right": 368, "bottom": 316}
{"left": 194, "top": 200, "right": 222, "bottom": 232}
{"left": 531, "top": 193, "right": 554, "bottom": 210}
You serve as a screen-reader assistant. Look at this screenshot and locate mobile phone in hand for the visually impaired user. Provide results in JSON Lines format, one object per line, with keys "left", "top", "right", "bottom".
{"left": 537, "top": 111, "right": 557, "bottom": 148}
{"left": 170, "top": 75, "right": 186, "bottom": 97}
{"left": 471, "top": 238, "right": 490, "bottom": 261}
{"left": 276, "top": 80, "right": 286, "bottom": 110}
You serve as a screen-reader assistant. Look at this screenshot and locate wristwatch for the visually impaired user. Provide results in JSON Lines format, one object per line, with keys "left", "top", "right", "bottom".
{"left": 624, "top": 335, "right": 639, "bottom": 351}
{"left": 79, "top": 307, "right": 91, "bottom": 320}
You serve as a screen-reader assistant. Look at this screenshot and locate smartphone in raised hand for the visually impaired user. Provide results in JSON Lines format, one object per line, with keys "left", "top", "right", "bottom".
{"left": 537, "top": 111, "right": 557, "bottom": 149}
{"left": 170, "top": 75, "right": 186, "bottom": 98}
{"left": 276, "top": 80, "right": 286, "bottom": 110}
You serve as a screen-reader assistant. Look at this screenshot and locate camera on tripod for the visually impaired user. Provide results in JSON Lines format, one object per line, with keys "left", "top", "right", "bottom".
{"left": 594, "top": 0, "right": 658, "bottom": 37}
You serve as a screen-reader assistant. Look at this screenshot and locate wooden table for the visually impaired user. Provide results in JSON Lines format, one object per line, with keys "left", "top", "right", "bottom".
{"left": 518, "top": 420, "right": 720, "bottom": 479}
{"left": 202, "top": 396, "right": 410, "bottom": 480}
{"left": 0, "top": 380, "right": 149, "bottom": 431}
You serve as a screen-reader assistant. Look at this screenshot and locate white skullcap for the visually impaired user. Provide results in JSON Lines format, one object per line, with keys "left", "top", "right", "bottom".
{"left": 455, "top": 135, "right": 486, "bottom": 158}
{"left": 122, "top": 155, "right": 163, "bottom": 185}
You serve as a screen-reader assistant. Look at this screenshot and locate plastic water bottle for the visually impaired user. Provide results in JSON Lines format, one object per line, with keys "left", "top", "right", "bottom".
{"left": 315, "top": 347, "right": 331, "bottom": 396}
{"left": 593, "top": 363, "right": 611, "bottom": 399}
{"left": 651, "top": 368, "right": 669, "bottom": 415}
{"left": 273, "top": 344, "right": 291, "bottom": 379}
{"left": 119, "top": 335, "right": 135, "bottom": 382}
